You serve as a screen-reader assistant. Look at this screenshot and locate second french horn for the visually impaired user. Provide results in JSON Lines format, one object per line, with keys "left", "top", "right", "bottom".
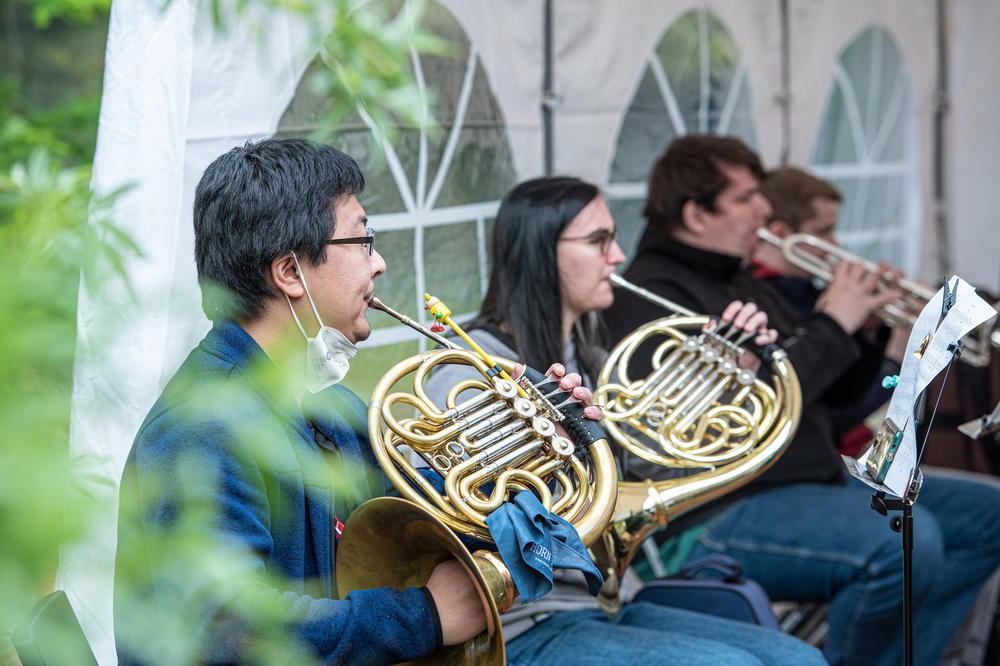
{"left": 591, "top": 274, "right": 803, "bottom": 581}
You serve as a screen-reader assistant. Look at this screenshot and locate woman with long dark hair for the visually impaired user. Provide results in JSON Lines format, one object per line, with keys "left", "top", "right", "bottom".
{"left": 428, "top": 176, "right": 620, "bottom": 393}
{"left": 424, "top": 176, "right": 819, "bottom": 665}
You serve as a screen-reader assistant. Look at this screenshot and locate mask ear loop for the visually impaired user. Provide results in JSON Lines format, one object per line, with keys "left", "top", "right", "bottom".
{"left": 284, "top": 293, "right": 309, "bottom": 339}
{"left": 285, "top": 251, "right": 326, "bottom": 337}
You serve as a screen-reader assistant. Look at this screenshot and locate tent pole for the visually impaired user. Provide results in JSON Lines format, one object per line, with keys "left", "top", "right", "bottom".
{"left": 542, "top": 0, "right": 554, "bottom": 175}
{"left": 932, "top": 0, "right": 951, "bottom": 276}
{"left": 778, "top": 0, "right": 791, "bottom": 165}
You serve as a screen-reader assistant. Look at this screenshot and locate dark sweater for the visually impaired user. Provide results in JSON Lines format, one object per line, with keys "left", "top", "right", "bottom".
{"left": 602, "top": 228, "right": 883, "bottom": 529}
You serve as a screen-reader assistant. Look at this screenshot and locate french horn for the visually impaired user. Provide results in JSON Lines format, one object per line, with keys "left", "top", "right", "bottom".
{"left": 756, "top": 227, "right": 999, "bottom": 367}
{"left": 336, "top": 294, "right": 617, "bottom": 666}
{"left": 591, "top": 274, "right": 803, "bottom": 586}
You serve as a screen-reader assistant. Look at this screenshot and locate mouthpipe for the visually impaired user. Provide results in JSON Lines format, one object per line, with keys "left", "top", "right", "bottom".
{"left": 368, "top": 296, "right": 460, "bottom": 350}
{"left": 609, "top": 273, "right": 696, "bottom": 317}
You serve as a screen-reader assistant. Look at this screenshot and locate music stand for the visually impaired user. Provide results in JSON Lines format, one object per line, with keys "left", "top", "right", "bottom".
{"left": 868, "top": 279, "right": 965, "bottom": 666}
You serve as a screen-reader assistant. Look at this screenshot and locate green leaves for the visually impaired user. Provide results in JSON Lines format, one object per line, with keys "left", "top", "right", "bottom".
{"left": 12, "top": 0, "right": 111, "bottom": 29}
{"left": 3, "top": 0, "right": 454, "bottom": 661}
{"left": 189, "top": 0, "right": 451, "bottom": 143}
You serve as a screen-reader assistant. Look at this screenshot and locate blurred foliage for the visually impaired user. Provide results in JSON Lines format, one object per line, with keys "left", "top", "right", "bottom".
{"left": 195, "top": 0, "right": 450, "bottom": 143}
{"left": 0, "top": 3, "right": 115, "bottom": 657}
{"left": 8, "top": 0, "right": 110, "bottom": 28}
{"left": 0, "top": 1, "right": 107, "bottom": 170}
{"left": 0, "top": 149, "right": 137, "bottom": 655}
{"left": 0, "top": 0, "right": 454, "bottom": 663}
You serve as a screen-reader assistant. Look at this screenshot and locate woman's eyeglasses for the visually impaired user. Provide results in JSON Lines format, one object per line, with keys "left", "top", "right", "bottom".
{"left": 558, "top": 227, "right": 619, "bottom": 255}
{"left": 327, "top": 226, "right": 376, "bottom": 255}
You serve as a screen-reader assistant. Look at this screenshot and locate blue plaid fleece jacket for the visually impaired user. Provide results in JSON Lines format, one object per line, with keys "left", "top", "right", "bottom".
{"left": 114, "top": 321, "right": 440, "bottom": 664}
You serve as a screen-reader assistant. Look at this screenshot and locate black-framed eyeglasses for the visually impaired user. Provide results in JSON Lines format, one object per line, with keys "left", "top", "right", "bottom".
{"left": 327, "top": 226, "right": 376, "bottom": 255}
{"left": 558, "top": 227, "right": 619, "bottom": 255}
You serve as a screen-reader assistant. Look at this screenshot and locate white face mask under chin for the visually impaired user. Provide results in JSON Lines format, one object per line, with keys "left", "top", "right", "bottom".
{"left": 286, "top": 252, "right": 358, "bottom": 393}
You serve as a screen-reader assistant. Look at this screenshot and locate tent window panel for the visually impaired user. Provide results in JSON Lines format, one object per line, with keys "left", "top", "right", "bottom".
{"left": 423, "top": 221, "right": 483, "bottom": 315}
{"left": 827, "top": 174, "right": 907, "bottom": 267}
{"left": 813, "top": 87, "right": 859, "bottom": 165}
{"left": 810, "top": 26, "right": 918, "bottom": 274}
{"left": 609, "top": 69, "right": 674, "bottom": 184}
{"left": 655, "top": 12, "right": 700, "bottom": 91}
{"left": 861, "top": 175, "right": 892, "bottom": 231}
{"left": 826, "top": 176, "right": 861, "bottom": 234}
{"left": 853, "top": 238, "right": 884, "bottom": 265}
{"left": 275, "top": 0, "right": 515, "bottom": 397}
{"left": 655, "top": 10, "right": 743, "bottom": 136}
{"left": 367, "top": 228, "right": 417, "bottom": 329}
{"left": 722, "top": 77, "right": 759, "bottom": 145}
{"left": 849, "top": 232, "right": 905, "bottom": 271}
{"left": 400, "top": 31, "right": 514, "bottom": 206}
{"left": 606, "top": 198, "right": 647, "bottom": 261}
{"left": 342, "top": 340, "right": 419, "bottom": 398}
{"left": 431, "top": 128, "right": 515, "bottom": 209}
{"left": 607, "top": 7, "right": 760, "bottom": 223}
{"left": 840, "top": 31, "right": 882, "bottom": 146}
{"left": 355, "top": 139, "right": 413, "bottom": 216}
{"left": 875, "top": 94, "right": 910, "bottom": 161}
{"left": 873, "top": 176, "right": 906, "bottom": 265}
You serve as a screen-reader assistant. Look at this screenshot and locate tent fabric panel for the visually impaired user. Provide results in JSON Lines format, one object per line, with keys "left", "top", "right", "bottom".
{"left": 950, "top": 0, "right": 1000, "bottom": 293}
{"left": 55, "top": 2, "right": 198, "bottom": 665}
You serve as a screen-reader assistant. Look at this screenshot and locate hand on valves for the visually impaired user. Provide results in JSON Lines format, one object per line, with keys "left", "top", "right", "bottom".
{"left": 718, "top": 301, "right": 779, "bottom": 372}
{"left": 815, "top": 260, "right": 904, "bottom": 334}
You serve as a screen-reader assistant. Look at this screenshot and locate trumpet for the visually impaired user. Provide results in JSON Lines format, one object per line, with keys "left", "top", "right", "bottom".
{"left": 591, "top": 274, "right": 802, "bottom": 594}
{"left": 756, "top": 228, "right": 999, "bottom": 367}
{"left": 335, "top": 294, "right": 617, "bottom": 665}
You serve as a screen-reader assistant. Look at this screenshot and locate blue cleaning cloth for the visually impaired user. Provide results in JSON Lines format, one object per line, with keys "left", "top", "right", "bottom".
{"left": 485, "top": 490, "right": 604, "bottom": 603}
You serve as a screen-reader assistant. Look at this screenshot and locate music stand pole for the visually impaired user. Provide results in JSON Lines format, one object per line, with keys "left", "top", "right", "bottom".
{"left": 871, "top": 490, "right": 915, "bottom": 666}
{"left": 902, "top": 500, "right": 914, "bottom": 665}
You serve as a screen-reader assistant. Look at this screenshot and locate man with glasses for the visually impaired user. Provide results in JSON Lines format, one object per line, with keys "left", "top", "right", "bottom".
{"left": 113, "top": 138, "right": 496, "bottom": 663}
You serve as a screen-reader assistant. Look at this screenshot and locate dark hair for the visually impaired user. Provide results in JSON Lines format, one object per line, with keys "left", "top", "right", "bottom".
{"left": 643, "top": 134, "right": 765, "bottom": 234}
{"left": 468, "top": 176, "right": 607, "bottom": 380}
{"left": 193, "top": 138, "right": 365, "bottom": 321}
{"left": 760, "top": 166, "right": 842, "bottom": 231}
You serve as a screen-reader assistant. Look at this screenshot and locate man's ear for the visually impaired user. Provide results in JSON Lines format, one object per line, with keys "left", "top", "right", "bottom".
{"left": 680, "top": 199, "right": 707, "bottom": 235}
{"left": 271, "top": 253, "right": 305, "bottom": 299}
{"left": 766, "top": 219, "right": 794, "bottom": 239}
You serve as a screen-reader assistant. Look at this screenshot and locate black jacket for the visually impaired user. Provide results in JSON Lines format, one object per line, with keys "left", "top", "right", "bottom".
{"left": 755, "top": 268, "right": 898, "bottom": 441}
{"left": 602, "top": 228, "right": 883, "bottom": 529}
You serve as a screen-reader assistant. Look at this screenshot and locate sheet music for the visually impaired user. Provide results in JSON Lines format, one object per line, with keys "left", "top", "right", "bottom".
{"left": 845, "top": 276, "right": 996, "bottom": 497}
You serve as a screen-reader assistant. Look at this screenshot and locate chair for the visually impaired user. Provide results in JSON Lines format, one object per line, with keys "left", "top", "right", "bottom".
{"left": 12, "top": 590, "right": 98, "bottom": 666}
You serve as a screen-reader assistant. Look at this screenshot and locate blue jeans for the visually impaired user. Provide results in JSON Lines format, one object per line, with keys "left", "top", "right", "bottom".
{"left": 687, "top": 473, "right": 1000, "bottom": 666}
{"left": 505, "top": 601, "right": 826, "bottom": 665}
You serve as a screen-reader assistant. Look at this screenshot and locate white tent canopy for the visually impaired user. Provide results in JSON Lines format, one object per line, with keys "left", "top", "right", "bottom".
{"left": 60, "top": 1, "right": 999, "bottom": 662}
